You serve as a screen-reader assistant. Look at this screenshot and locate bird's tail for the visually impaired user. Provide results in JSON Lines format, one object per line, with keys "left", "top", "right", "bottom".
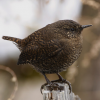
{"left": 2, "top": 36, "right": 21, "bottom": 44}
{"left": 2, "top": 36, "right": 23, "bottom": 51}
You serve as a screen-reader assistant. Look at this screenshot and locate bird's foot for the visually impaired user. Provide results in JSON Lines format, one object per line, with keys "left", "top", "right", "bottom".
{"left": 40, "top": 82, "right": 64, "bottom": 94}
{"left": 51, "top": 79, "right": 72, "bottom": 93}
{"left": 40, "top": 83, "right": 48, "bottom": 94}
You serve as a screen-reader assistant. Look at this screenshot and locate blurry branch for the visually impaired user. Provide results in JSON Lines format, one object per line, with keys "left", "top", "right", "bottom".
{"left": 81, "top": 0, "right": 100, "bottom": 9}
{"left": 80, "top": 0, "right": 100, "bottom": 68}
{"left": 81, "top": 0, "right": 100, "bottom": 25}
{"left": 92, "top": 11, "right": 100, "bottom": 26}
{"left": 0, "top": 65, "right": 18, "bottom": 100}
{"left": 66, "top": 62, "right": 78, "bottom": 84}
{"left": 82, "top": 39, "right": 100, "bottom": 68}
{"left": 80, "top": 0, "right": 100, "bottom": 30}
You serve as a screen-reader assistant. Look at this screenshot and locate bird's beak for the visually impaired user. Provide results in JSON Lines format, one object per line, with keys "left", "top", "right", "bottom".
{"left": 82, "top": 24, "right": 92, "bottom": 29}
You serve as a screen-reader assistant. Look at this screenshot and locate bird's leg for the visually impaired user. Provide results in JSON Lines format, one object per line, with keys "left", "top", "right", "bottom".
{"left": 51, "top": 73, "right": 72, "bottom": 93}
{"left": 40, "top": 73, "right": 53, "bottom": 93}
{"left": 42, "top": 73, "right": 51, "bottom": 85}
{"left": 40, "top": 73, "right": 71, "bottom": 93}
{"left": 40, "top": 73, "right": 59, "bottom": 93}
{"left": 40, "top": 73, "right": 50, "bottom": 93}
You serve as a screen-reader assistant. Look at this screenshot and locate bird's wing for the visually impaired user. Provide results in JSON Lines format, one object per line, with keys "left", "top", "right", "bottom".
{"left": 17, "top": 39, "right": 64, "bottom": 65}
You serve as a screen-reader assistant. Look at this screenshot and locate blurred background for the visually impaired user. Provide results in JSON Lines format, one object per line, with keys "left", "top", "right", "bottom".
{"left": 0, "top": 0, "right": 100, "bottom": 100}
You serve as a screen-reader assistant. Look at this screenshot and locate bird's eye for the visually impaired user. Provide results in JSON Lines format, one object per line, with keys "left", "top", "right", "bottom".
{"left": 70, "top": 28, "right": 74, "bottom": 31}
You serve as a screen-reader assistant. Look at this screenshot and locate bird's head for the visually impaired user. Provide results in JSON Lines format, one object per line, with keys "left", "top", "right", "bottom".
{"left": 50, "top": 20, "right": 92, "bottom": 39}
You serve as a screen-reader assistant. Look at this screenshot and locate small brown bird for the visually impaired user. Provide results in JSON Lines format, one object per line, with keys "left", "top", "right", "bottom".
{"left": 2, "top": 20, "right": 92, "bottom": 91}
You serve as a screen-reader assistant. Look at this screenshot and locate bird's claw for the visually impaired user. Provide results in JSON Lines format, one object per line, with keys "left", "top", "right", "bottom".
{"left": 40, "top": 83, "right": 48, "bottom": 94}
{"left": 51, "top": 79, "right": 72, "bottom": 93}
{"left": 40, "top": 82, "right": 64, "bottom": 94}
{"left": 62, "top": 79, "right": 72, "bottom": 93}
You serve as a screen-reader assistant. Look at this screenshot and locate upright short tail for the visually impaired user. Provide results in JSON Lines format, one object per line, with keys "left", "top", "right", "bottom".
{"left": 2, "top": 36, "right": 21, "bottom": 44}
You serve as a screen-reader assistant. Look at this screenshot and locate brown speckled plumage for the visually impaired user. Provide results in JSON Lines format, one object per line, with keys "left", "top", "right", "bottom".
{"left": 2, "top": 20, "right": 92, "bottom": 90}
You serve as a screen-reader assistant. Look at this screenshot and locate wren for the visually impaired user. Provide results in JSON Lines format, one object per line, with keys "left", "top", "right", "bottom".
{"left": 2, "top": 20, "right": 92, "bottom": 92}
